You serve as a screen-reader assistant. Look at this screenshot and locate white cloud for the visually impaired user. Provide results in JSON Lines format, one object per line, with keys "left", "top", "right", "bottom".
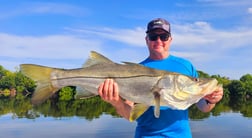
{"left": 66, "top": 27, "right": 146, "bottom": 47}
{"left": 0, "top": 2, "right": 87, "bottom": 19}
{"left": 197, "top": 0, "right": 252, "bottom": 6}
{"left": 171, "top": 21, "right": 252, "bottom": 50}
{"left": 248, "top": 8, "right": 252, "bottom": 14}
{"left": 68, "top": 21, "right": 252, "bottom": 51}
{"left": 0, "top": 33, "right": 109, "bottom": 71}
{"left": 1, "top": 33, "right": 102, "bottom": 59}
{"left": 28, "top": 2, "right": 88, "bottom": 16}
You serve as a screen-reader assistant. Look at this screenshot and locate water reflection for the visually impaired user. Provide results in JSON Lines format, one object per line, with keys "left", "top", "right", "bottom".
{"left": 0, "top": 114, "right": 136, "bottom": 138}
{"left": 191, "top": 112, "right": 252, "bottom": 138}
{"left": 1, "top": 112, "right": 252, "bottom": 138}
{"left": 0, "top": 96, "right": 252, "bottom": 138}
{"left": 1, "top": 96, "right": 252, "bottom": 120}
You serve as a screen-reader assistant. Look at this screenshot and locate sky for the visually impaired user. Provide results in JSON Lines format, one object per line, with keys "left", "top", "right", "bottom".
{"left": 1, "top": 0, "right": 252, "bottom": 80}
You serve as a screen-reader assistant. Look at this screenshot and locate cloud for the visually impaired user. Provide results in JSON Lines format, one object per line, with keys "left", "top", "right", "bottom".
{"left": 0, "top": 2, "right": 87, "bottom": 19}
{"left": 0, "top": 32, "right": 109, "bottom": 71}
{"left": 197, "top": 0, "right": 252, "bottom": 6}
{"left": 68, "top": 21, "right": 252, "bottom": 53}
{"left": 66, "top": 27, "right": 146, "bottom": 47}
{"left": 248, "top": 8, "right": 252, "bottom": 14}
{"left": 1, "top": 33, "right": 102, "bottom": 59}
{"left": 171, "top": 21, "right": 252, "bottom": 50}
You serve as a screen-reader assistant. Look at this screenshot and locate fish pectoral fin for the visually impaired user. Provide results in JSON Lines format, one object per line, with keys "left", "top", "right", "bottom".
{"left": 75, "top": 86, "right": 96, "bottom": 99}
{"left": 154, "top": 92, "right": 160, "bottom": 118}
{"left": 129, "top": 104, "right": 149, "bottom": 122}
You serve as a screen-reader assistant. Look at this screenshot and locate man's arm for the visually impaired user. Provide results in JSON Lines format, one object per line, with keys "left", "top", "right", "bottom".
{"left": 196, "top": 86, "right": 223, "bottom": 112}
{"left": 98, "top": 79, "right": 134, "bottom": 120}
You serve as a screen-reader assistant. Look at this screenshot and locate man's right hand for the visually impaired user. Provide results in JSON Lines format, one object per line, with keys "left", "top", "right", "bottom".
{"left": 98, "top": 79, "right": 120, "bottom": 104}
{"left": 98, "top": 79, "right": 134, "bottom": 120}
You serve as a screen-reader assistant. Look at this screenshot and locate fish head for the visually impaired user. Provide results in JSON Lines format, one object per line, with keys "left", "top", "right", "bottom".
{"left": 194, "top": 77, "right": 219, "bottom": 94}
{"left": 174, "top": 76, "right": 219, "bottom": 99}
{"left": 158, "top": 75, "right": 219, "bottom": 108}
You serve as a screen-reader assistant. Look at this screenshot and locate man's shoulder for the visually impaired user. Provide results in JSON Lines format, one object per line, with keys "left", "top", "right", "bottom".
{"left": 169, "top": 55, "right": 198, "bottom": 77}
{"left": 168, "top": 55, "right": 193, "bottom": 67}
{"left": 139, "top": 55, "right": 193, "bottom": 67}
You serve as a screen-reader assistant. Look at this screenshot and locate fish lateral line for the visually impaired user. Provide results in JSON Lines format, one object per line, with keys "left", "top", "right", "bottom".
{"left": 51, "top": 75, "right": 162, "bottom": 80}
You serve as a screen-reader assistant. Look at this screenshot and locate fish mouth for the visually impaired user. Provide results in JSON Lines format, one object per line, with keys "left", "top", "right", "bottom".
{"left": 198, "top": 78, "right": 218, "bottom": 93}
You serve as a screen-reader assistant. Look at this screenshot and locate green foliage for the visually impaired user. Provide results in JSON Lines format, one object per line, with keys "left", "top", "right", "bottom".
{"left": 0, "top": 66, "right": 35, "bottom": 97}
{"left": 240, "top": 74, "right": 252, "bottom": 82}
{"left": 0, "top": 73, "right": 16, "bottom": 89}
{"left": 0, "top": 65, "right": 9, "bottom": 78}
{"left": 239, "top": 100, "right": 252, "bottom": 117}
{"left": 32, "top": 96, "right": 118, "bottom": 120}
{"left": 14, "top": 72, "right": 36, "bottom": 92}
{"left": 228, "top": 80, "right": 246, "bottom": 98}
{"left": 240, "top": 74, "right": 252, "bottom": 96}
{"left": 15, "top": 93, "right": 26, "bottom": 100}
{"left": 228, "top": 74, "right": 252, "bottom": 99}
{"left": 198, "top": 70, "right": 211, "bottom": 78}
{"left": 211, "top": 75, "right": 231, "bottom": 87}
{"left": 58, "top": 86, "right": 75, "bottom": 101}
{"left": 3, "top": 89, "right": 10, "bottom": 97}
{"left": 211, "top": 75, "right": 231, "bottom": 99}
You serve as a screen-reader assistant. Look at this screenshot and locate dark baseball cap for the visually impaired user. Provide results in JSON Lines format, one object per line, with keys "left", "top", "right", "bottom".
{"left": 146, "top": 18, "right": 171, "bottom": 33}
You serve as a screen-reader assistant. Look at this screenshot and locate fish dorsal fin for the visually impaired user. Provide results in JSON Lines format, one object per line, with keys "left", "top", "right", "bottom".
{"left": 122, "top": 61, "right": 138, "bottom": 65}
{"left": 83, "top": 51, "right": 114, "bottom": 67}
{"left": 122, "top": 62, "right": 145, "bottom": 67}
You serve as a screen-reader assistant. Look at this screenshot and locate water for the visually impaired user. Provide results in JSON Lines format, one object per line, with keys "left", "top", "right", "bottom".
{"left": 1, "top": 112, "right": 251, "bottom": 138}
{"left": 0, "top": 114, "right": 136, "bottom": 138}
{"left": 191, "top": 112, "right": 252, "bottom": 138}
{"left": 0, "top": 97, "right": 251, "bottom": 138}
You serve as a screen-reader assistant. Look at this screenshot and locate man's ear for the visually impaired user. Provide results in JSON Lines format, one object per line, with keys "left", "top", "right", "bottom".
{"left": 145, "top": 36, "right": 149, "bottom": 44}
{"left": 169, "top": 36, "right": 173, "bottom": 41}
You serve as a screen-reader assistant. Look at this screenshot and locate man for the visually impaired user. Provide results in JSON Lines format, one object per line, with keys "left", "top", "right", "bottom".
{"left": 98, "top": 18, "right": 223, "bottom": 138}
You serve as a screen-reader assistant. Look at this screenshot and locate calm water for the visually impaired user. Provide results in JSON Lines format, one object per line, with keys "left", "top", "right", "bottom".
{"left": 1, "top": 112, "right": 252, "bottom": 138}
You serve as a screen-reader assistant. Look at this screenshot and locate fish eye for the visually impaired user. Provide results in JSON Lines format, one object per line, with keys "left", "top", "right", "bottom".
{"left": 194, "top": 78, "right": 199, "bottom": 82}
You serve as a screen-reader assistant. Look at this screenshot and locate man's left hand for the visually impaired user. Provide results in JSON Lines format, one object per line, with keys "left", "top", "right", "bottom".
{"left": 204, "top": 86, "right": 224, "bottom": 104}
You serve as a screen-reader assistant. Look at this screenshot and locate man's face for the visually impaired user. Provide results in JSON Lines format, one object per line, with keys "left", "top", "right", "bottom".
{"left": 146, "top": 29, "right": 172, "bottom": 57}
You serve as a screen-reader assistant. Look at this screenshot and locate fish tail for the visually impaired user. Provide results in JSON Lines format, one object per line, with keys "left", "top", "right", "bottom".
{"left": 20, "top": 64, "right": 59, "bottom": 105}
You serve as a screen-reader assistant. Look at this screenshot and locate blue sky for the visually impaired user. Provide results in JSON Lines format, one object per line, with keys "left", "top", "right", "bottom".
{"left": 1, "top": 0, "right": 252, "bottom": 79}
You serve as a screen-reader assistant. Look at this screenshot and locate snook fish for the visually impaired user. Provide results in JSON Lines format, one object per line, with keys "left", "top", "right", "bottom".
{"left": 20, "top": 51, "right": 221, "bottom": 121}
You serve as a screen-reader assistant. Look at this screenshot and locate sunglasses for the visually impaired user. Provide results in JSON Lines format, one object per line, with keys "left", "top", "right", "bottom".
{"left": 148, "top": 33, "right": 170, "bottom": 41}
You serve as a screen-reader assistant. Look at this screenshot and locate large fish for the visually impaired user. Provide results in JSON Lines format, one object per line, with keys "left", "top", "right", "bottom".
{"left": 20, "top": 51, "right": 221, "bottom": 121}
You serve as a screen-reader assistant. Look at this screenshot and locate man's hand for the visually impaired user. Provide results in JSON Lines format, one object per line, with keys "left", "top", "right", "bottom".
{"left": 197, "top": 86, "right": 224, "bottom": 112}
{"left": 204, "top": 86, "right": 223, "bottom": 104}
{"left": 97, "top": 79, "right": 133, "bottom": 119}
{"left": 98, "top": 79, "right": 120, "bottom": 104}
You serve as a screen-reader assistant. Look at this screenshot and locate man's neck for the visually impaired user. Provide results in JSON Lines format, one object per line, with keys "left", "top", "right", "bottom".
{"left": 149, "top": 52, "right": 169, "bottom": 60}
